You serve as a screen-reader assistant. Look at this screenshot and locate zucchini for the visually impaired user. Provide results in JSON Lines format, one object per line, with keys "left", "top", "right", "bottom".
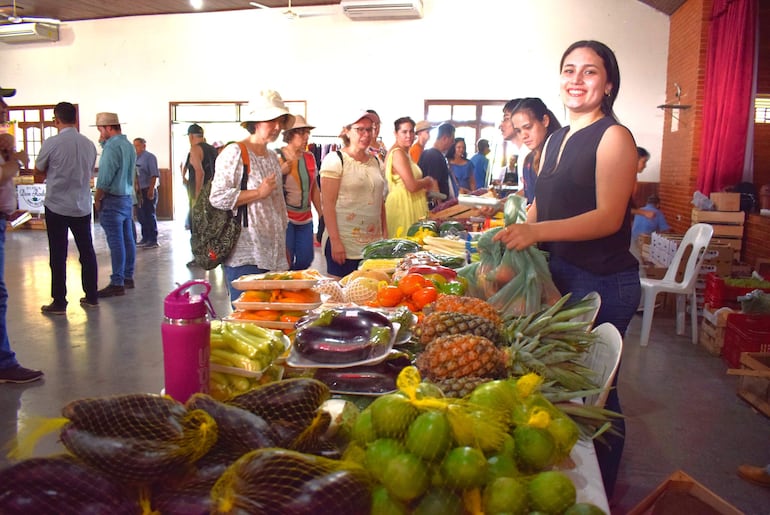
{"left": 362, "top": 238, "right": 421, "bottom": 259}
{"left": 439, "top": 220, "right": 466, "bottom": 236}
{"left": 406, "top": 220, "right": 439, "bottom": 237}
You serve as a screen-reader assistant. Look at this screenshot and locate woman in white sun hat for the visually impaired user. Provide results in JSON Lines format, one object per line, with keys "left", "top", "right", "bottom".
{"left": 209, "top": 90, "right": 294, "bottom": 302}
{"left": 319, "top": 110, "right": 387, "bottom": 278}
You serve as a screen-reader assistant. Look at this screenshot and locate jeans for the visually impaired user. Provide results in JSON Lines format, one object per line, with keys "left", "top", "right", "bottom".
{"left": 324, "top": 239, "right": 360, "bottom": 278}
{"left": 548, "top": 255, "right": 641, "bottom": 500}
{"left": 45, "top": 207, "right": 98, "bottom": 304}
{"left": 224, "top": 264, "right": 268, "bottom": 303}
{"left": 286, "top": 221, "right": 314, "bottom": 271}
{"left": 0, "top": 222, "right": 18, "bottom": 369}
{"left": 137, "top": 187, "right": 158, "bottom": 243}
{"left": 99, "top": 194, "right": 135, "bottom": 286}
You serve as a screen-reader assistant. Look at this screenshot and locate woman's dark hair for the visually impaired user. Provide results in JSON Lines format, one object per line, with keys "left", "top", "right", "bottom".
{"left": 446, "top": 137, "right": 467, "bottom": 160}
{"left": 393, "top": 116, "right": 415, "bottom": 132}
{"left": 513, "top": 98, "right": 562, "bottom": 143}
{"left": 241, "top": 121, "right": 257, "bottom": 134}
{"left": 283, "top": 127, "right": 311, "bottom": 143}
{"left": 560, "top": 40, "right": 621, "bottom": 119}
{"left": 637, "top": 146, "right": 650, "bottom": 159}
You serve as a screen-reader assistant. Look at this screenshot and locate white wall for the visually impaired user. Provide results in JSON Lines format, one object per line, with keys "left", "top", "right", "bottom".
{"left": 0, "top": 0, "right": 670, "bottom": 181}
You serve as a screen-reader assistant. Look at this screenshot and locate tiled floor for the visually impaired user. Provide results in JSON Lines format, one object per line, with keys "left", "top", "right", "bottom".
{"left": 1, "top": 221, "right": 769, "bottom": 513}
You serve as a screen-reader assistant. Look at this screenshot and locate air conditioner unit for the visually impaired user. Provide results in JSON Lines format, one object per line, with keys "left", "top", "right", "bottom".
{"left": 341, "top": 0, "right": 423, "bottom": 20}
{"left": 0, "top": 23, "right": 59, "bottom": 44}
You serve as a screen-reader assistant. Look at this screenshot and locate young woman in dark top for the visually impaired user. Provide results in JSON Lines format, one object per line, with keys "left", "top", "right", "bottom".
{"left": 494, "top": 40, "right": 640, "bottom": 501}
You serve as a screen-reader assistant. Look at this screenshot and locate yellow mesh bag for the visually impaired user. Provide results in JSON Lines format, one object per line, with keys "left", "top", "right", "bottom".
{"left": 211, "top": 448, "right": 371, "bottom": 515}
{"left": 57, "top": 393, "right": 217, "bottom": 483}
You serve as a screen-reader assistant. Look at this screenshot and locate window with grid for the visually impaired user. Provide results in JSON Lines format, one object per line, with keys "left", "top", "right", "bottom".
{"left": 755, "top": 96, "right": 770, "bottom": 123}
{"left": 6, "top": 105, "right": 63, "bottom": 172}
{"left": 424, "top": 100, "right": 507, "bottom": 149}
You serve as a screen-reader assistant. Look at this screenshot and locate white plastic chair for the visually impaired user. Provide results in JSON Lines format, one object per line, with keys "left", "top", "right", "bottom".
{"left": 638, "top": 223, "right": 714, "bottom": 347}
{"left": 583, "top": 322, "right": 623, "bottom": 407}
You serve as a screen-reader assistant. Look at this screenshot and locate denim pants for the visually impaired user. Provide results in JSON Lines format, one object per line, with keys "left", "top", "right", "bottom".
{"left": 548, "top": 255, "right": 641, "bottom": 500}
{"left": 137, "top": 187, "right": 158, "bottom": 243}
{"left": 0, "top": 222, "right": 18, "bottom": 369}
{"left": 99, "top": 194, "right": 135, "bottom": 286}
{"left": 224, "top": 264, "right": 268, "bottom": 303}
{"left": 286, "top": 221, "right": 314, "bottom": 271}
{"left": 45, "top": 207, "right": 98, "bottom": 304}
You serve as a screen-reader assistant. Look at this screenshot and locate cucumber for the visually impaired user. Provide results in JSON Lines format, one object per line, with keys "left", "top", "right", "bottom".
{"left": 362, "top": 238, "right": 421, "bottom": 259}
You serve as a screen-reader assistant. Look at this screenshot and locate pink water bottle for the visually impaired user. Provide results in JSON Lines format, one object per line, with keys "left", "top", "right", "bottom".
{"left": 161, "top": 280, "right": 215, "bottom": 403}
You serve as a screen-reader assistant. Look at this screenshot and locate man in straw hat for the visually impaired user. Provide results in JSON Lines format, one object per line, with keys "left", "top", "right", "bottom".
{"left": 209, "top": 90, "right": 293, "bottom": 302}
{"left": 92, "top": 112, "right": 137, "bottom": 298}
{"left": 409, "top": 120, "right": 434, "bottom": 163}
{"left": 0, "top": 86, "right": 44, "bottom": 383}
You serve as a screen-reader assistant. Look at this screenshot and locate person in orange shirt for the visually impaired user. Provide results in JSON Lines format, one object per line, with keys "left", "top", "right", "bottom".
{"left": 409, "top": 120, "right": 433, "bottom": 163}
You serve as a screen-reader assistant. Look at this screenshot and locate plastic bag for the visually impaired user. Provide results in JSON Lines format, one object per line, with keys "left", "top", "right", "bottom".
{"left": 457, "top": 195, "right": 561, "bottom": 316}
{"left": 691, "top": 190, "right": 715, "bottom": 210}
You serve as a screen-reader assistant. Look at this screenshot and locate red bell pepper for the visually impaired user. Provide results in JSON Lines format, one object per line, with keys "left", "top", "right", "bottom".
{"left": 407, "top": 264, "right": 457, "bottom": 281}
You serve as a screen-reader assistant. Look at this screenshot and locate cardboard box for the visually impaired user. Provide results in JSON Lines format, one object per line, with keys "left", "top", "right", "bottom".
{"left": 628, "top": 470, "right": 742, "bottom": 515}
{"left": 709, "top": 192, "right": 741, "bottom": 212}
{"left": 729, "top": 352, "right": 770, "bottom": 419}
{"left": 691, "top": 209, "right": 745, "bottom": 224}
{"left": 711, "top": 237, "right": 742, "bottom": 253}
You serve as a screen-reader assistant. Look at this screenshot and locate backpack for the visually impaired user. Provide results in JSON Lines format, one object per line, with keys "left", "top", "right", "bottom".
{"left": 190, "top": 142, "right": 250, "bottom": 270}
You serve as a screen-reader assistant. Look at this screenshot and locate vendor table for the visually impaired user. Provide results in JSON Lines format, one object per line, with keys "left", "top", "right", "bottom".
{"left": 563, "top": 437, "right": 610, "bottom": 512}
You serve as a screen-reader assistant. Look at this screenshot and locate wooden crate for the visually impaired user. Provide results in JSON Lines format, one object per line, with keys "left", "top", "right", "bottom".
{"left": 709, "top": 224, "right": 744, "bottom": 239}
{"left": 699, "top": 318, "right": 725, "bottom": 355}
{"left": 691, "top": 209, "right": 744, "bottom": 224}
{"left": 431, "top": 204, "right": 481, "bottom": 219}
{"left": 628, "top": 470, "right": 742, "bottom": 515}
{"left": 729, "top": 352, "right": 770, "bottom": 419}
{"left": 709, "top": 192, "right": 741, "bottom": 212}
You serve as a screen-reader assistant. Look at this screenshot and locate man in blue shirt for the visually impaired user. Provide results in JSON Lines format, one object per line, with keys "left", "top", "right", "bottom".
{"left": 469, "top": 138, "right": 490, "bottom": 189}
{"left": 133, "top": 138, "right": 160, "bottom": 248}
{"left": 93, "top": 112, "right": 136, "bottom": 298}
{"left": 35, "top": 102, "right": 99, "bottom": 313}
{"left": 631, "top": 194, "right": 671, "bottom": 264}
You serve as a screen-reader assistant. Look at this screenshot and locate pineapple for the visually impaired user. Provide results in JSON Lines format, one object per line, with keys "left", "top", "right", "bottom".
{"left": 416, "top": 335, "right": 504, "bottom": 381}
{"left": 426, "top": 294, "right": 502, "bottom": 325}
{"left": 415, "top": 311, "right": 501, "bottom": 346}
{"left": 429, "top": 376, "right": 489, "bottom": 398}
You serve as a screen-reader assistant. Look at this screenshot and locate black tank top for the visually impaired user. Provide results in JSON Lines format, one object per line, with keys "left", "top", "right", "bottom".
{"left": 536, "top": 117, "right": 637, "bottom": 275}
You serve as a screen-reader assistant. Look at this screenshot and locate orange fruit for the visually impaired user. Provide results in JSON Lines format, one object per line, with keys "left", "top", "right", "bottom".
{"left": 398, "top": 274, "right": 430, "bottom": 296}
{"left": 377, "top": 285, "right": 404, "bottom": 307}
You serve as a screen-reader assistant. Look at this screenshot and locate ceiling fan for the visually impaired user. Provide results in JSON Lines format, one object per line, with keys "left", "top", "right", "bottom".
{"left": 249, "top": 0, "right": 327, "bottom": 20}
{"left": 0, "top": 0, "right": 60, "bottom": 24}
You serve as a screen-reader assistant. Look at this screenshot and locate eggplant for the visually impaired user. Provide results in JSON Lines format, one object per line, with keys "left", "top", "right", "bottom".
{"left": 62, "top": 393, "right": 187, "bottom": 440}
{"left": 187, "top": 393, "right": 277, "bottom": 452}
{"left": 211, "top": 448, "right": 370, "bottom": 515}
{"left": 314, "top": 369, "right": 397, "bottom": 395}
{"left": 0, "top": 455, "right": 139, "bottom": 515}
{"left": 294, "top": 308, "right": 393, "bottom": 364}
{"left": 228, "top": 378, "right": 330, "bottom": 427}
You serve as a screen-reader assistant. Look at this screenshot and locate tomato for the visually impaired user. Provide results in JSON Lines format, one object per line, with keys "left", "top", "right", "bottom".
{"left": 406, "top": 411, "right": 452, "bottom": 461}
{"left": 377, "top": 285, "right": 404, "bottom": 308}
{"left": 411, "top": 286, "right": 438, "bottom": 310}
{"left": 440, "top": 446, "right": 488, "bottom": 489}
{"left": 397, "top": 274, "right": 430, "bottom": 296}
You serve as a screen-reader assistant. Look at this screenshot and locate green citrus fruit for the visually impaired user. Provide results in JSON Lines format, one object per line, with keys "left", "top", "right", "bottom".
{"left": 547, "top": 416, "right": 580, "bottom": 458}
{"left": 499, "top": 433, "right": 516, "bottom": 458}
{"left": 513, "top": 425, "right": 556, "bottom": 472}
{"left": 468, "top": 379, "right": 518, "bottom": 414}
{"left": 406, "top": 411, "right": 452, "bottom": 461}
{"left": 528, "top": 471, "right": 577, "bottom": 514}
{"left": 563, "top": 502, "right": 607, "bottom": 515}
{"left": 364, "top": 438, "right": 404, "bottom": 482}
{"left": 416, "top": 382, "right": 445, "bottom": 399}
{"left": 486, "top": 453, "right": 520, "bottom": 482}
{"left": 441, "top": 446, "right": 488, "bottom": 489}
{"left": 351, "top": 409, "right": 377, "bottom": 445}
{"left": 371, "top": 485, "right": 409, "bottom": 515}
{"left": 370, "top": 394, "right": 418, "bottom": 438}
{"left": 482, "top": 476, "right": 528, "bottom": 515}
{"left": 382, "top": 452, "right": 430, "bottom": 501}
{"left": 413, "top": 488, "right": 465, "bottom": 515}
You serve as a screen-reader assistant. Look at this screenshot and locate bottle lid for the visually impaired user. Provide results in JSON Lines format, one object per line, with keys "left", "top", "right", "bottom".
{"left": 164, "top": 280, "right": 215, "bottom": 319}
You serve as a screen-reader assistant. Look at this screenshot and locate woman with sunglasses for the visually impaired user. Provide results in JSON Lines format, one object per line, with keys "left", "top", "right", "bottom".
{"left": 319, "top": 111, "right": 387, "bottom": 277}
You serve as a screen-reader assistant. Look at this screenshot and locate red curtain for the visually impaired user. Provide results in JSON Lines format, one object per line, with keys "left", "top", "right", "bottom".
{"left": 696, "top": 0, "right": 757, "bottom": 195}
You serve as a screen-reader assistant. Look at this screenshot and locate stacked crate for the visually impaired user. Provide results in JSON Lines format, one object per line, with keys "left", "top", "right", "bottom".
{"left": 699, "top": 304, "right": 733, "bottom": 356}
{"left": 691, "top": 192, "right": 745, "bottom": 260}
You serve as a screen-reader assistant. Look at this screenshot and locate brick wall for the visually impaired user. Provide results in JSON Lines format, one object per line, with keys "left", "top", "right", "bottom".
{"left": 658, "top": 0, "right": 770, "bottom": 269}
